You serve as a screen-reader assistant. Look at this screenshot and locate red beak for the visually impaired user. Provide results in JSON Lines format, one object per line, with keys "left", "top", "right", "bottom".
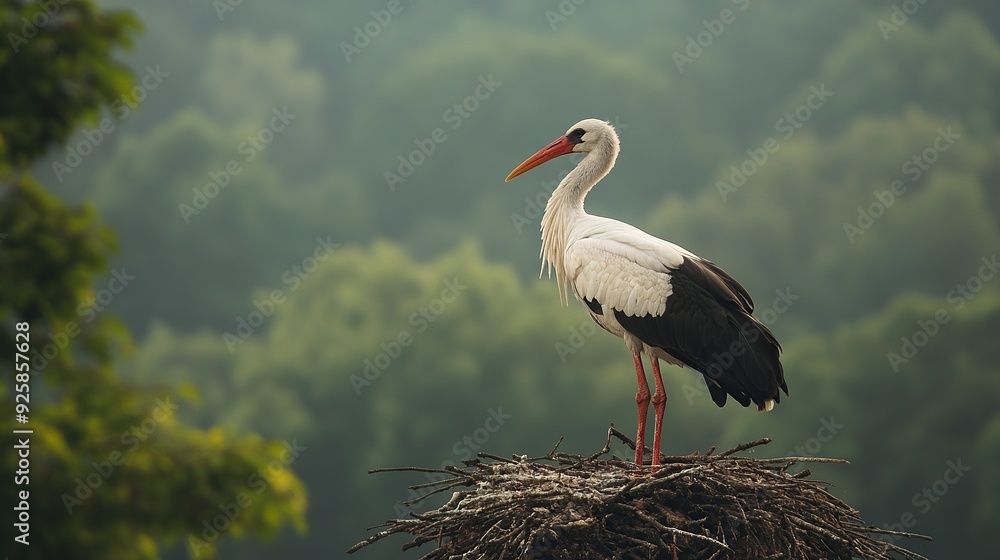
{"left": 505, "top": 136, "right": 577, "bottom": 181}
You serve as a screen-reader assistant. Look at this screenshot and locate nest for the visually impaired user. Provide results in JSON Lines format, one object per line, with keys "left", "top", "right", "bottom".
{"left": 349, "top": 427, "right": 929, "bottom": 559}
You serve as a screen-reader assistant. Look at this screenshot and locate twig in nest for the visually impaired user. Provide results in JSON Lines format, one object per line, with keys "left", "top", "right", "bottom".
{"left": 348, "top": 427, "right": 930, "bottom": 559}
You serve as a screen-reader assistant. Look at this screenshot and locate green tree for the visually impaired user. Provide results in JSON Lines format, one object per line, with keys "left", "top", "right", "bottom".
{"left": 804, "top": 11, "right": 1000, "bottom": 138}
{"left": 75, "top": 107, "right": 370, "bottom": 331}
{"left": 0, "top": 2, "right": 306, "bottom": 558}
{"left": 647, "top": 109, "right": 1000, "bottom": 329}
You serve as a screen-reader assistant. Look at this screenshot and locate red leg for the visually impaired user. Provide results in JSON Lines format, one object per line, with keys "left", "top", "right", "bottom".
{"left": 633, "top": 352, "right": 650, "bottom": 467}
{"left": 650, "top": 358, "right": 667, "bottom": 472}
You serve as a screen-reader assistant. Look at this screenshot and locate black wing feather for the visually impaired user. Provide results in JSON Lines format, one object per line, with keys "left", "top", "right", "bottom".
{"left": 613, "top": 257, "right": 787, "bottom": 409}
{"left": 583, "top": 297, "right": 603, "bottom": 315}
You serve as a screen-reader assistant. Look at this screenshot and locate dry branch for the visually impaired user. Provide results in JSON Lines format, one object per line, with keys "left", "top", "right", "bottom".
{"left": 349, "top": 426, "right": 929, "bottom": 559}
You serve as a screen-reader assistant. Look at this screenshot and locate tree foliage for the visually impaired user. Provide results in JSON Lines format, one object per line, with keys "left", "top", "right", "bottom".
{"left": 0, "top": 2, "right": 306, "bottom": 558}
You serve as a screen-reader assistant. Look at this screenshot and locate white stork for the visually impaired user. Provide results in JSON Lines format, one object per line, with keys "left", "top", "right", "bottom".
{"left": 505, "top": 118, "right": 787, "bottom": 471}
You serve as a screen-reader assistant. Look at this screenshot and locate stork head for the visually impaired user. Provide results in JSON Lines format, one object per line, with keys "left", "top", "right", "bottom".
{"left": 505, "top": 118, "right": 619, "bottom": 181}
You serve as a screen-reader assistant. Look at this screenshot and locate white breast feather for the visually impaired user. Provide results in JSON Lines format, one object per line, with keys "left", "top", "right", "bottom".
{"left": 565, "top": 221, "right": 691, "bottom": 317}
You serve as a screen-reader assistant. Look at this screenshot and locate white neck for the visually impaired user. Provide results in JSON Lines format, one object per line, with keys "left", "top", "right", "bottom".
{"left": 539, "top": 136, "right": 619, "bottom": 304}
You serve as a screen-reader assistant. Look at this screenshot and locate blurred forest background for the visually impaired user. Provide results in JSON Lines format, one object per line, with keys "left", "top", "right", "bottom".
{"left": 2, "top": 0, "right": 999, "bottom": 558}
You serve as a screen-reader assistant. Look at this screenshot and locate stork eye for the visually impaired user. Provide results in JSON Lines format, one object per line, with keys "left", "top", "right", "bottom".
{"left": 568, "top": 128, "right": 586, "bottom": 142}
